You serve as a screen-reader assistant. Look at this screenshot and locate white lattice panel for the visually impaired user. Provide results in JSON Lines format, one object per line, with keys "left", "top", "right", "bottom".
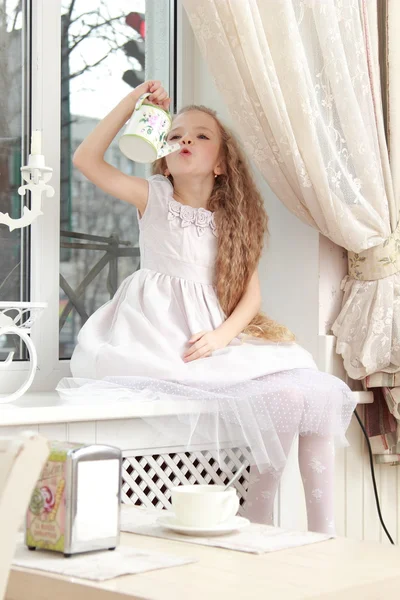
{"left": 121, "top": 447, "right": 251, "bottom": 513}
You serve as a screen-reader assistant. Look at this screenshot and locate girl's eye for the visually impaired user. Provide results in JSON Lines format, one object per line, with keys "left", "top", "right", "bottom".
{"left": 198, "top": 134, "right": 209, "bottom": 140}
{"left": 169, "top": 135, "right": 181, "bottom": 140}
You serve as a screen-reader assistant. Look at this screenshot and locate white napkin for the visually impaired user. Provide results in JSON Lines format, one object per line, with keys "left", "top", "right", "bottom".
{"left": 121, "top": 506, "right": 333, "bottom": 555}
{"left": 13, "top": 537, "right": 195, "bottom": 581}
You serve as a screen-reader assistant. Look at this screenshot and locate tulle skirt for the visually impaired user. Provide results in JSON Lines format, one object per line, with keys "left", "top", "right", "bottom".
{"left": 57, "top": 368, "right": 356, "bottom": 474}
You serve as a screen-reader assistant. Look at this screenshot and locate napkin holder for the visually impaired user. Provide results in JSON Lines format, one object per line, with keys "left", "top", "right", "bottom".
{"left": 25, "top": 441, "right": 122, "bottom": 556}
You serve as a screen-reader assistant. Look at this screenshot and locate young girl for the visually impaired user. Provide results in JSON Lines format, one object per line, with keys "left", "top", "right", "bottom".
{"left": 57, "top": 80, "right": 356, "bottom": 534}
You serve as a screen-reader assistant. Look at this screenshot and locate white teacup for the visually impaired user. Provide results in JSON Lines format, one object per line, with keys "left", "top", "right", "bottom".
{"left": 119, "top": 93, "right": 180, "bottom": 163}
{"left": 171, "top": 485, "right": 240, "bottom": 528}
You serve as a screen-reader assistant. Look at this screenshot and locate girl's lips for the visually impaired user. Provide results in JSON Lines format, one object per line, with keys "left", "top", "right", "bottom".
{"left": 179, "top": 149, "right": 192, "bottom": 156}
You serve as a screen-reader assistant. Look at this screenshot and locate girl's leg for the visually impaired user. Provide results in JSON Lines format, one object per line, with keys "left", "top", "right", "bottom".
{"left": 298, "top": 434, "right": 336, "bottom": 535}
{"left": 242, "top": 432, "right": 296, "bottom": 525}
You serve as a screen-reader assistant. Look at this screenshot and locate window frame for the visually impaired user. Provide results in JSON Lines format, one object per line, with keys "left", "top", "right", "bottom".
{"left": 3, "top": 0, "right": 185, "bottom": 394}
{"left": 2, "top": 0, "right": 64, "bottom": 394}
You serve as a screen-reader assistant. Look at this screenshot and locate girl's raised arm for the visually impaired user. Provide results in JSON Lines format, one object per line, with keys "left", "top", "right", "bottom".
{"left": 72, "top": 80, "right": 170, "bottom": 216}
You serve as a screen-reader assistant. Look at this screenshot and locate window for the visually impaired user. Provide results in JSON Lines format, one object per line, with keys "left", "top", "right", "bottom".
{"left": 59, "top": 0, "right": 172, "bottom": 358}
{"left": 0, "top": 0, "right": 174, "bottom": 393}
{"left": 0, "top": 0, "right": 30, "bottom": 361}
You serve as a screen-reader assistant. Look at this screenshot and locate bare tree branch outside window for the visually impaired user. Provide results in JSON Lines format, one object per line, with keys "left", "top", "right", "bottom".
{"left": 59, "top": 0, "right": 145, "bottom": 358}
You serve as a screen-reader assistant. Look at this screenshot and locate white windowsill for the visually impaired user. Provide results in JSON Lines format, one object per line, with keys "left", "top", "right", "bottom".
{"left": 0, "top": 390, "right": 373, "bottom": 427}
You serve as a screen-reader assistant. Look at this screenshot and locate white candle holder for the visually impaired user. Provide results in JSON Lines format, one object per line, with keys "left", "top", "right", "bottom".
{"left": 0, "top": 302, "right": 47, "bottom": 403}
{"left": 0, "top": 153, "right": 55, "bottom": 231}
{"left": 0, "top": 134, "right": 52, "bottom": 402}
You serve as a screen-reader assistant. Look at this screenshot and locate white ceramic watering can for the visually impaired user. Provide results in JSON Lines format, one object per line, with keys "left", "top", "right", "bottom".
{"left": 119, "top": 93, "right": 180, "bottom": 163}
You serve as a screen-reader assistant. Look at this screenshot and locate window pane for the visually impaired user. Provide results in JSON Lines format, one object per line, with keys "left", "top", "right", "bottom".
{"left": 59, "top": 0, "right": 171, "bottom": 359}
{"left": 0, "top": 0, "right": 29, "bottom": 361}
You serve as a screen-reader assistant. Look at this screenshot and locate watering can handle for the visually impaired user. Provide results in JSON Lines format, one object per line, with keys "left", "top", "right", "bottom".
{"left": 134, "top": 93, "right": 173, "bottom": 117}
{"left": 134, "top": 93, "right": 152, "bottom": 112}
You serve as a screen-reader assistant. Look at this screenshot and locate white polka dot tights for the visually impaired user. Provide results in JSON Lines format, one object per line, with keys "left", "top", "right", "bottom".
{"left": 242, "top": 433, "right": 335, "bottom": 535}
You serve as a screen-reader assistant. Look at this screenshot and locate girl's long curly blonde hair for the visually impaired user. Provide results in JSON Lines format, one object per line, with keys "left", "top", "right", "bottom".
{"left": 153, "top": 105, "right": 295, "bottom": 343}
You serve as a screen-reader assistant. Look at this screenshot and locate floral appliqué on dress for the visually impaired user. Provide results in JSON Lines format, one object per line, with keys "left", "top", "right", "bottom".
{"left": 168, "top": 199, "right": 217, "bottom": 237}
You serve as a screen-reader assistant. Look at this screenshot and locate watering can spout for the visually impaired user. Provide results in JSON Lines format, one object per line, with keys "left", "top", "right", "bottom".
{"left": 157, "top": 140, "right": 180, "bottom": 159}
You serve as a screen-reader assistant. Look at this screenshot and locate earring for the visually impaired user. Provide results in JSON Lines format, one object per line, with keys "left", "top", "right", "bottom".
{"left": 214, "top": 174, "right": 218, "bottom": 179}
{"left": 164, "top": 170, "right": 170, "bottom": 177}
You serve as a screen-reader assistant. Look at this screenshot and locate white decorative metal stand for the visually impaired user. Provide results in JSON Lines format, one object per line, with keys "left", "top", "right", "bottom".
{"left": 0, "top": 303, "right": 47, "bottom": 403}
{"left": 0, "top": 132, "right": 53, "bottom": 402}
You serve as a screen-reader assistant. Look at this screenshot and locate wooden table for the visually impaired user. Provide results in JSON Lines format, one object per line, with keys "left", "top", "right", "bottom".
{"left": 6, "top": 519, "right": 400, "bottom": 600}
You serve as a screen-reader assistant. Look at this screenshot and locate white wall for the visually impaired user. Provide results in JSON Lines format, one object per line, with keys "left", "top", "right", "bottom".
{"left": 190, "top": 42, "right": 321, "bottom": 360}
{"left": 181, "top": 10, "right": 400, "bottom": 543}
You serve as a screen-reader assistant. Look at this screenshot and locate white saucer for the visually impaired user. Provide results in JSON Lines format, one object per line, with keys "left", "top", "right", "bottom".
{"left": 156, "top": 514, "right": 250, "bottom": 536}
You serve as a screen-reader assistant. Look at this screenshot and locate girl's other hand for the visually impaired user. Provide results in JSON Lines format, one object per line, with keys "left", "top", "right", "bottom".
{"left": 134, "top": 80, "right": 170, "bottom": 111}
{"left": 183, "top": 330, "right": 229, "bottom": 362}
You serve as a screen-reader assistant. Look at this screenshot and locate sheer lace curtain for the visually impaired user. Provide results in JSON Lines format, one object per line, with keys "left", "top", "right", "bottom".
{"left": 182, "top": 0, "right": 400, "bottom": 381}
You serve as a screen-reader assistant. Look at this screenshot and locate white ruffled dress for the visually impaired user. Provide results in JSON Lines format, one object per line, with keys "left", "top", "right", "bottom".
{"left": 57, "top": 176, "right": 356, "bottom": 472}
